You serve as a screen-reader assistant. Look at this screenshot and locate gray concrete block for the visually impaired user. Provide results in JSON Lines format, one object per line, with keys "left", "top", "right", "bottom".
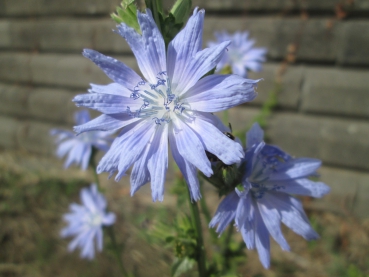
{"left": 193, "top": 0, "right": 296, "bottom": 11}
{"left": 38, "top": 19, "right": 94, "bottom": 51}
{"left": 2, "top": 19, "right": 138, "bottom": 53}
{"left": 193, "top": 0, "right": 367, "bottom": 11}
{"left": 17, "top": 120, "right": 56, "bottom": 156}
{"left": 28, "top": 88, "right": 77, "bottom": 124}
{"left": 296, "top": 19, "right": 341, "bottom": 62}
{"left": 356, "top": 0, "right": 369, "bottom": 10}
{"left": 0, "top": 84, "right": 30, "bottom": 117}
{"left": 337, "top": 21, "right": 369, "bottom": 66}
{"left": 268, "top": 113, "right": 369, "bottom": 171}
{"left": 223, "top": 107, "right": 261, "bottom": 134}
{"left": 92, "top": 20, "right": 132, "bottom": 53}
{"left": 0, "top": 21, "right": 11, "bottom": 48}
{"left": 269, "top": 18, "right": 340, "bottom": 62}
{"left": 0, "top": 1, "right": 5, "bottom": 16}
{"left": 0, "top": 53, "right": 32, "bottom": 82}
{"left": 27, "top": 53, "right": 138, "bottom": 88}
{"left": 9, "top": 21, "right": 39, "bottom": 50}
{"left": 0, "top": 83, "right": 82, "bottom": 124}
{"left": 301, "top": 67, "right": 369, "bottom": 118}
{"left": 38, "top": 19, "right": 131, "bottom": 53}
{"left": 248, "top": 63, "right": 303, "bottom": 109}
{"left": 319, "top": 166, "right": 369, "bottom": 219}
{"left": 0, "top": 116, "right": 21, "bottom": 150}
{"left": 204, "top": 17, "right": 276, "bottom": 50}
{"left": 3, "top": 0, "right": 42, "bottom": 15}
{"left": 3, "top": 0, "right": 120, "bottom": 16}
{"left": 0, "top": 52, "right": 140, "bottom": 88}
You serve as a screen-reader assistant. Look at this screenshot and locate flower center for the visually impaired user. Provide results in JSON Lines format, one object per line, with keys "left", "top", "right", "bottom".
{"left": 248, "top": 146, "right": 290, "bottom": 199}
{"left": 126, "top": 72, "right": 188, "bottom": 125}
{"left": 87, "top": 212, "right": 103, "bottom": 227}
{"left": 229, "top": 49, "right": 243, "bottom": 64}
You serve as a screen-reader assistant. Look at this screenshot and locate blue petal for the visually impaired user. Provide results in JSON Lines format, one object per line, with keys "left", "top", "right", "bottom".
{"left": 74, "top": 114, "right": 140, "bottom": 134}
{"left": 68, "top": 228, "right": 89, "bottom": 252}
{"left": 73, "top": 93, "right": 142, "bottom": 114}
{"left": 257, "top": 194, "right": 290, "bottom": 251}
{"left": 97, "top": 120, "right": 144, "bottom": 176}
{"left": 173, "top": 41, "right": 231, "bottom": 95}
{"left": 137, "top": 10, "right": 166, "bottom": 81}
{"left": 96, "top": 228, "right": 103, "bottom": 252}
{"left": 81, "top": 186, "right": 97, "bottom": 213}
{"left": 185, "top": 113, "right": 244, "bottom": 164}
{"left": 148, "top": 124, "right": 168, "bottom": 202}
{"left": 74, "top": 110, "right": 91, "bottom": 125}
{"left": 56, "top": 139, "right": 76, "bottom": 158}
{"left": 81, "top": 145, "right": 92, "bottom": 171}
{"left": 80, "top": 229, "right": 96, "bottom": 259}
{"left": 83, "top": 49, "right": 141, "bottom": 87}
{"left": 169, "top": 132, "right": 201, "bottom": 201}
{"left": 269, "top": 192, "right": 319, "bottom": 240}
{"left": 115, "top": 10, "right": 166, "bottom": 84}
{"left": 103, "top": 212, "right": 116, "bottom": 225}
{"left": 183, "top": 74, "right": 258, "bottom": 112}
{"left": 90, "top": 184, "right": 107, "bottom": 210}
{"left": 50, "top": 129, "right": 74, "bottom": 142}
{"left": 89, "top": 83, "right": 133, "bottom": 97}
{"left": 209, "top": 191, "right": 239, "bottom": 234}
{"left": 268, "top": 158, "right": 322, "bottom": 181}
{"left": 254, "top": 207, "right": 271, "bottom": 269}
{"left": 115, "top": 121, "right": 156, "bottom": 180}
{"left": 265, "top": 179, "right": 330, "bottom": 198}
{"left": 171, "top": 118, "right": 212, "bottom": 177}
{"left": 246, "top": 123, "right": 264, "bottom": 149}
{"left": 235, "top": 191, "right": 255, "bottom": 249}
{"left": 64, "top": 143, "right": 84, "bottom": 169}
{"left": 130, "top": 144, "right": 151, "bottom": 196}
{"left": 167, "top": 8, "right": 204, "bottom": 90}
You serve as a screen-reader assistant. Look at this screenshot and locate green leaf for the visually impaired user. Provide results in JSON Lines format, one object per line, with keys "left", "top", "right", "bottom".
{"left": 111, "top": 0, "right": 141, "bottom": 33}
{"left": 170, "top": 0, "right": 192, "bottom": 24}
{"left": 171, "top": 257, "right": 195, "bottom": 277}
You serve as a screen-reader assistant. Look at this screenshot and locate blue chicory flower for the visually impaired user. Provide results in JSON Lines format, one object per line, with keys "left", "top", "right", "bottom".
{"left": 208, "top": 31, "right": 267, "bottom": 77}
{"left": 61, "top": 184, "right": 116, "bottom": 259}
{"left": 209, "top": 123, "right": 330, "bottom": 268}
{"left": 72, "top": 8, "right": 259, "bottom": 201}
{"left": 50, "top": 110, "right": 112, "bottom": 170}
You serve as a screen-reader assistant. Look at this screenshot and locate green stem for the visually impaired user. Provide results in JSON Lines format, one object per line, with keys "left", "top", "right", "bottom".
{"left": 187, "top": 188, "right": 207, "bottom": 277}
{"left": 106, "top": 226, "right": 129, "bottom": 277}
{"left": 89, "top": 147, "right": 103, "bottom": 192}
{"left": 221, "top": 225, "right": 234, "bottom": 272}
{"left": 199, "top": 182, "right": 217, "bottom": 242}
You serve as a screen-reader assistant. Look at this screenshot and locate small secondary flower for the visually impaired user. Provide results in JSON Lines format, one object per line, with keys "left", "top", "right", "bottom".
{"left": 61, "top": 184, "right": 116, "bottom": 259}
{"left": 210, "top": 123, "right": 330, "bottom": 268}
{"left": 73, "top": 8, "right": 258, "bottom": 201}
{"left": 50, "top": 110, "right": 112, "bottom": 170}
{"left": 208, "top": 31, "right": 267, "bottom": 77}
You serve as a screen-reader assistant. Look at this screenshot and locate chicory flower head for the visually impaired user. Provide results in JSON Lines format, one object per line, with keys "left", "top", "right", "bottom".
{"left": 209, "top": 123, "right": 330, "bottom": 268}
{"left": 50, "top": 110, "right": 112, "bottom": 170}
{"left": 208, "top": 31, "right": 267, "bottom": 77}
{"left": 61, "top": 184, "right": 116, "bottom": 259}
{"left": 72, "top": 8, "right": 259, "bottom": 202}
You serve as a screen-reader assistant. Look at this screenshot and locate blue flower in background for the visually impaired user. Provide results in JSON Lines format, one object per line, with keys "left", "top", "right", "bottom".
{"left": 210, "top": 123, "right": 330, "bottom": 268}
{"left": 61, "top": 184, "right": 116, "bottom": 260}
{"left": 50, "top": 110, "right": 112, "bottom": 170}
{"left": 208, "top": 31, "right": 267, "bottom": 77}
{"left": 72, "top": 8, "right": 258, "bottom": 202}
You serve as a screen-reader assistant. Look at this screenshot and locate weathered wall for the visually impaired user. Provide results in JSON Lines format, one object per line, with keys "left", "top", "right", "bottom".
{"left": 0, "top": 0, "right": 368, "bottom": 217}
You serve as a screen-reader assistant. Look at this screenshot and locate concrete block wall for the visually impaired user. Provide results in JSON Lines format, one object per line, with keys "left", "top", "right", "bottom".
{"left": 0, "top": 0, "right": 368, "bottom": 218}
